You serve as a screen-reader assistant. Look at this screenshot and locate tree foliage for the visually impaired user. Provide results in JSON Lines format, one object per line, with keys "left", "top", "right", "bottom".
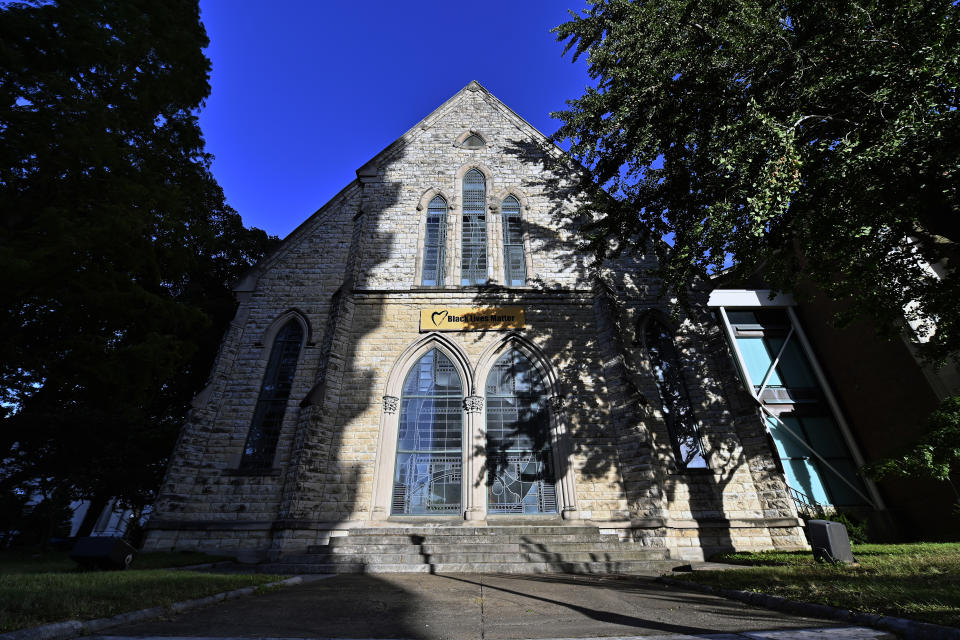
{"left": 0, "top": 0, "right": 277, "bottom": 528}
{"left": 864, "top": 396, "right": 960, "bottom": 510}
{"left": 554, "top": 0, "right": 960, "bottom": 361}
{"left": 866, "top": 396, "right": 960, "bottom": 483}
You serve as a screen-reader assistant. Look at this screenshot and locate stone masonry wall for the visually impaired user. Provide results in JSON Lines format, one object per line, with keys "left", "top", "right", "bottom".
{"left": 146, "top": 82, "right": 805, "bottom": 559}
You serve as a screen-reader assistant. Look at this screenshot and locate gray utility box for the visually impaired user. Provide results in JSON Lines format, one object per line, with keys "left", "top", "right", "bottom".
{"left": 807, "top": 519, "right": 856, "bottom": 563}
{"left": 70, "top": 536, "right": 137, "bottom": 570}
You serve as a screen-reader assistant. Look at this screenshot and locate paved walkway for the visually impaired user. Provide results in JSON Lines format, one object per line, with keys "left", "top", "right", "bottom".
{"left": 92, "top": 573, "right": 893, "bottom": 640}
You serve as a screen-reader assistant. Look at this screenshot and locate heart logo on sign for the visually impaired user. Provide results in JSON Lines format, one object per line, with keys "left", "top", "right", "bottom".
{"left": 431, "top": 310, "right": 448, "bottom": 327}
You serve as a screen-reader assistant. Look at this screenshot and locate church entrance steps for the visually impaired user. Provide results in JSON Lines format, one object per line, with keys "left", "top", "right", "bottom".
{"left": 312, "top": 541, "right": 655, "bottom": 554}
{"left": 259, "top": 560, "right": 675, "bottom": 574}
{"left": 282, "top": 551, "right": 668, "bottom": 563}
{"left": 263, "top": 525, "right": 674, "bottom": 574}
{"left": 319, "top": 532, "right": 623, "bottom": 546}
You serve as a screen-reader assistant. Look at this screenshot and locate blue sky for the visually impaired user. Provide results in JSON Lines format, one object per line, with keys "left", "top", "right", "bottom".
{"left": 197, "top": 1, "right": 593, "bottom": 238}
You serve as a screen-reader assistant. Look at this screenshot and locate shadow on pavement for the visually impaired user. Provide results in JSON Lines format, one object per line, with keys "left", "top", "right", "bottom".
{"left": 106, "top": 573, "right": 836, "bottom": 640}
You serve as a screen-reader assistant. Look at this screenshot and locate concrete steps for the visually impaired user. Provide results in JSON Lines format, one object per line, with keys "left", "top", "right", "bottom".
{"left": 264, "top": 525, "right": 673, "bottom": 575}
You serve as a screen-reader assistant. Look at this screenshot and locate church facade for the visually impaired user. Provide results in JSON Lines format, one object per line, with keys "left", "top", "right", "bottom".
{"left": 144, "top": 82, "right": 818, "bottom": 563}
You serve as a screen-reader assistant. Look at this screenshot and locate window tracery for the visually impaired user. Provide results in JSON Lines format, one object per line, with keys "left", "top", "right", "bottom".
{"left": 392, "top": 349, "right": 464, "bottom": 515}
{"left": 501, "top": 195, "right": 526, "bottom": 286}
{"left": 461, "top": 169, "right": 488, "bottom": 285}
{"left": 485, "top": 349, "right": 557, "bottom": 513}
{"left": 421, "top": 195, "right": 447, "bottom": 286}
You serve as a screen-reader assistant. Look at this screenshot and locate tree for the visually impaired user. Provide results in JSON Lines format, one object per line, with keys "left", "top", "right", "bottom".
{"left": 864, "top": 395, "right": 960, "bottom": 514}
{"left": 0, "top": 0, "right": 276, "bottom": 539}
{"left": 553, "top": 0, "right": 960, "bottom": 362}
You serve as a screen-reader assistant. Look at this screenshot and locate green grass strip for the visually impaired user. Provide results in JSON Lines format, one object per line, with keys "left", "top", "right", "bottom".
{"left": 689, "top": 542, "right": 960, "bottom": 627}
{"left": 0, "top": 570, "right": 286, "bottom": 633}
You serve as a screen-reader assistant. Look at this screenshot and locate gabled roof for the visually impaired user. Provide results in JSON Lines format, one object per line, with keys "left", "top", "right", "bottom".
{"left": 235, "top": 81, "right": 583, "bottom": 293}
{"left": 355, "top": 80, "right": 569, "bottom": 181}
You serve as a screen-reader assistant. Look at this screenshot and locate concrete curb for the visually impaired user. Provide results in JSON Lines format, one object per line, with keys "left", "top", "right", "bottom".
{"left": 0, "top": 576, "right": 304, "bottom": 640}
{"left": 658, "top": 576, "right": 960, "bottom": 640}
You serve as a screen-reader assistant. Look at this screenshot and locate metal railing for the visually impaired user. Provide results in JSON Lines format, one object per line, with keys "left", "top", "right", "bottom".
{"left": 788, "top": 485, "right": 827, "bottom": 520}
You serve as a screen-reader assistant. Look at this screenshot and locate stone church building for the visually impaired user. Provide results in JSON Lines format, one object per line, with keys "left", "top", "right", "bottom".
{"left": 143, "top": 81, "right": 899, "bottom": 569}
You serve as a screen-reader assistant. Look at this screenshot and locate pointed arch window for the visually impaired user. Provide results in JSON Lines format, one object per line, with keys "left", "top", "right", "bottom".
{"left": 485, "top": 349, "right": 557, "bottom": 513}
{"left": 392, "top": 349, "right": 464, "bottom": 514}
{"left": 501, "top": 195, "right": 526, "bottom": 286}
{"left": 240, "top": 319, "right": 303, "bottom": 470}
{"left": 421, "top": 195, "right": 447, "bottom": 286}
{"left": 462, "top": 134, "right": 485, "bottom": 149}
{"left": 461, "top": 169, "right": 487, "bottom": 285}
{"left": 644, "top": 320, "right": 708, "bottom": 469}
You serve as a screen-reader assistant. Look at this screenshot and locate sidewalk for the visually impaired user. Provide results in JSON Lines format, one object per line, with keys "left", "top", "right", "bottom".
{"left": 93, "top": 573, "right": 892, "bottom": 640}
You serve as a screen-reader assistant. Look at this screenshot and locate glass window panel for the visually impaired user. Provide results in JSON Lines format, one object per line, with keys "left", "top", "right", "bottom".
{"left": 485, "top": 350, "right": 556, "bottom": 513}
{"left": 783, "top": 458, "right": 832, "bottom": 506}
{"left": 240, "top": 320, "right": 303, "bottom": 470}
{"left": 501, "top": 196, "right": 526, "bottom": 286}
{"left": 736, "top": 337, "right": 783, "bottom": 387}
{"left": 421, "top": 196, "right": 446, "bottom": 286}
{"left": 463, "top": 134, "right": 485, "bottom": 148}
{"left": 775, "top": 339, "right": 817, "bottom": 388}
{"left": 820, "top": 458, "right": 868, "bottom": 506}
{"left": 737, "top": 338, "right": 781, "bottom": 388}
{"left": 726, "top": 311, "right": 758, "bottom": 325}
{"left": 393, "top": 349, "right": 463, "bottom": 515}
{"left": 802, "top": 416, "right": 850, "bottom": 457}
{"left": 461, "top": 170, "right": 487, "bottom": 285}
{"left": 767, "top": 415, "right": 811, "bottom": 458}
{"left": 755, "top": 309, "right": 791, "bottom": 327}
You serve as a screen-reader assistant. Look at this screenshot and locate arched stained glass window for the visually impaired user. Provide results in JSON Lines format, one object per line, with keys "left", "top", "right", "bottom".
{"left": 485, "top": 349, "right": 556, "bottom": 514}
{"left": 392, "top": 349, "right": 464, "bottom": 514}
{"left": 240, "top": 319, "right": 303, "bottom": 470}
{"left": 501, "top": 195, "right": 526, "bottom": 286}
{"left": 644, "top": 320, "right": 708, "bottom": 469}
{"left": 421, "top": 195, "right": 447, "bottom": 286}
{"left": 461, "top": 169, "right": 487, "bottom": 285}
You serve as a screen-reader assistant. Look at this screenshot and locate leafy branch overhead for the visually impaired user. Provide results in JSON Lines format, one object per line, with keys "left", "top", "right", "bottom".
{"left": 553, "top": 0, "right": 960, "bottom": 361}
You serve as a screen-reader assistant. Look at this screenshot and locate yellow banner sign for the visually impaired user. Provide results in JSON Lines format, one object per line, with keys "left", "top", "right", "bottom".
{"left": 420, "top": 307, "right": 525, "bottom": 332}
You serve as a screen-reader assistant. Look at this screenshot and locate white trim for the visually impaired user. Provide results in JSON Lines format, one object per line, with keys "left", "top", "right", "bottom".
{"left": 707, "top": 289, "right": 796, "bottom": 308}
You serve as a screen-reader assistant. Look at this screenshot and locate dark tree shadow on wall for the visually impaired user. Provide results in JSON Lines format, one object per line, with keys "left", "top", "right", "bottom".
{"left": 459, "top": 138, "right": 797, "bottom": 557}
{"left": 268, "top": 144, "right": 413, "bottom": 556}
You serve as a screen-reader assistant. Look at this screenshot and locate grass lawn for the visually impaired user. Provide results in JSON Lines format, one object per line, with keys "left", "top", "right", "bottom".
{"left": 684, "top": 542, "right": 960, "bottom": 628}
{"left": 0, "top": 549, "right": 286, "bottom": 633}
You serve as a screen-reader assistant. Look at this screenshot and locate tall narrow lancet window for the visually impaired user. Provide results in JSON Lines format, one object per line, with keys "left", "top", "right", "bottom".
{"left": 461, "top": 169, "right": 487, "bottom": 285}
{"left": 421, "top": 195, "right": 447, "bottom": 286}
{"left": 501, "top": 196, "right": 526, "bottom": 286}
{"left": 485, "top": 350, "right": 557, "bottom": 514}
{"left": 644, "top": 320, "right": 708, "bottom": 469}
{"left": 240, "top": 319, "right": 303, "bottom": 470}
{"left": 392, "top": 349, "right": 464, "bottom": 515}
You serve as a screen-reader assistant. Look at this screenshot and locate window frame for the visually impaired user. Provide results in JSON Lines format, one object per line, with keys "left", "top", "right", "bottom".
{"left": 500, "top": 195, "right": 527, "bottom": 287}
{"left": 420, "top": 194, "right": 448, "bottom": 286}
{"left": 460, "top": 168, "right": 489, "bottom": 286}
